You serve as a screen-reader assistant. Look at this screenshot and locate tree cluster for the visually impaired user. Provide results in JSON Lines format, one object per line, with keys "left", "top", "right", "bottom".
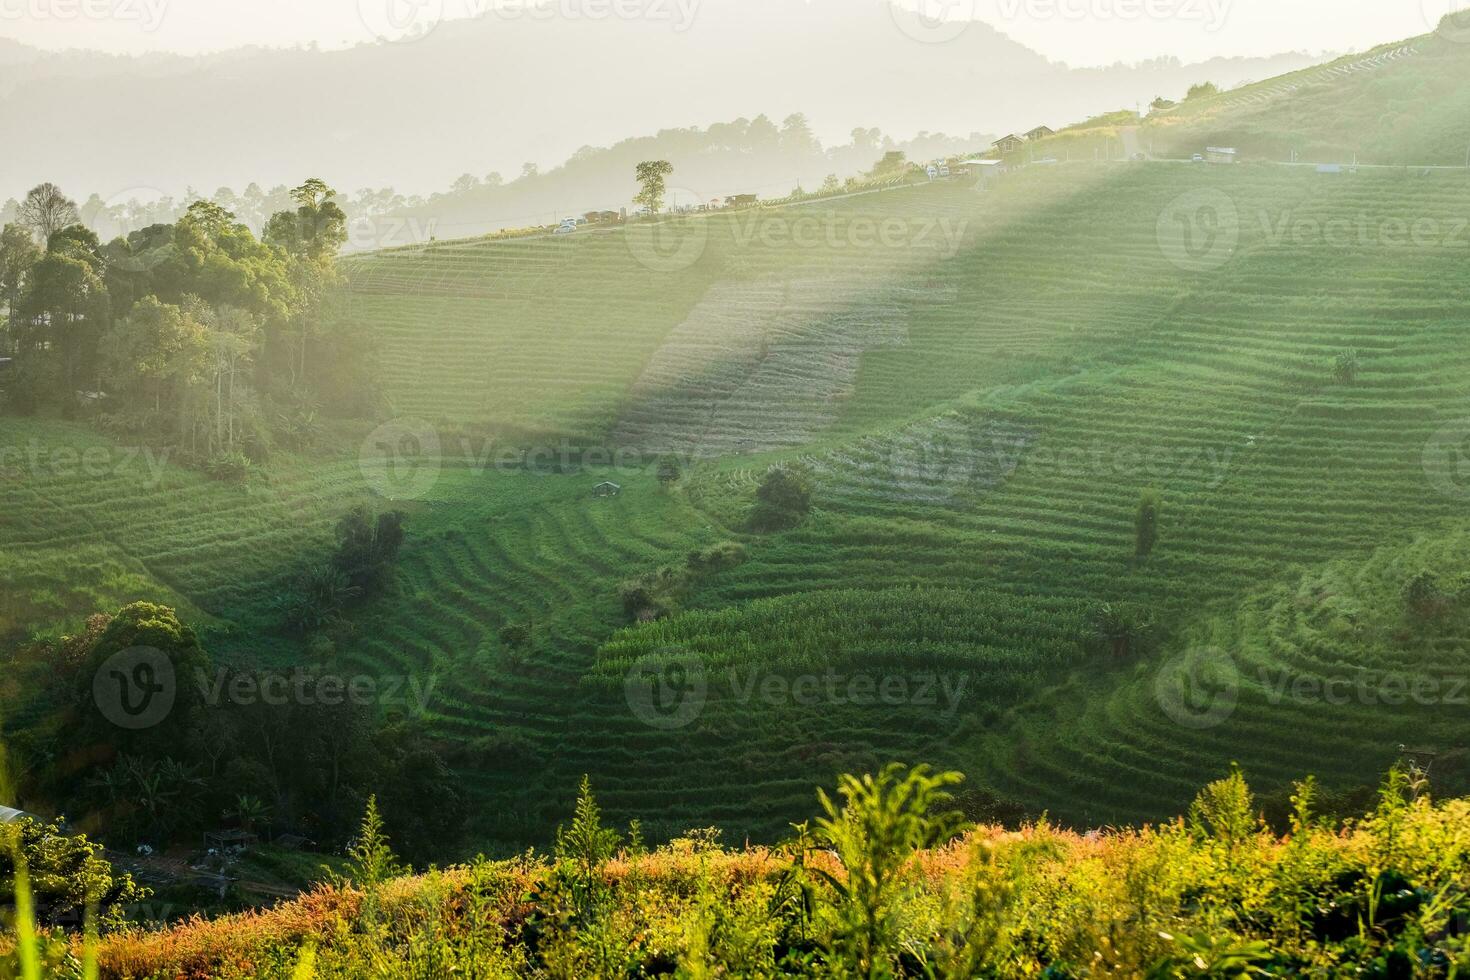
{"left": 0, "top": 179, "right": 371, "bottom": 471}
{"left": 5, "top": 601, "right": 463, "bottom": 865}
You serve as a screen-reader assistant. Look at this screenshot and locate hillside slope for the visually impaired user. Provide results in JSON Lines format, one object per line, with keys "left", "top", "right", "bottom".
{"left": 12, "top": 154, "right": 1470, "bottom": 847}
{"left": 1143, "top": 15, "right": 1470, "bottom": 163}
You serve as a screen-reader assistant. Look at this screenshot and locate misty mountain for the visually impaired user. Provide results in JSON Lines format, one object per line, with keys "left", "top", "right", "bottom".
{"left": 1, "top": 0, "right": 1320, "bottom": 202}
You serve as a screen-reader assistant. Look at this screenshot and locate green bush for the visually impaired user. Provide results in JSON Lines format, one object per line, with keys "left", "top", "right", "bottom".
{"left": 749, "top": 465, "right": 812, "bottom": 532}
{"left": 205, "top": 450, "right": 252, "bottom": 483}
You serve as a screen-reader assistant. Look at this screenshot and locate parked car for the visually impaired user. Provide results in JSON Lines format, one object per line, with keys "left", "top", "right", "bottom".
{"left": 1192, "top": 153, "right": 1205, "bottom": 162}
{"left": 553, "top": 223, "right": 575, "bottom": 235}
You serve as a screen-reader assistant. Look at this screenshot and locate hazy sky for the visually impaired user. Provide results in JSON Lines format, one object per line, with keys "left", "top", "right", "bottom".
{"left": 3, "top": 0, "right": 1462, "bottom": 65}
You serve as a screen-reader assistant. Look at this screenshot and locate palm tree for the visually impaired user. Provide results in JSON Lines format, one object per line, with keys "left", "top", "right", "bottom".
{"left": 225, "top": 794, "right": 272, "bottom": 835}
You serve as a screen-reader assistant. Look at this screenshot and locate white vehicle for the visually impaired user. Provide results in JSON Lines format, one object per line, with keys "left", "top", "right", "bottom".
{"left": 553, "top": 223, "right": 575, "bottom": 235}
{"left": 938, "top": 165, "right": 951, "bottom": 177}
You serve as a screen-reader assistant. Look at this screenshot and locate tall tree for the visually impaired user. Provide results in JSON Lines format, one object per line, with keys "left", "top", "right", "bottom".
{"left": 634, "top": 160, "right": 674, "bottom": 214}
{"left": 263, "top": 179, "right": 347, "bottom": 393}
{"left": 17, "top": 183, "right": 79, "bottom": 243}
{"left": 101, "top": 295, "right": 206, "bottom": 418}
{"left": 0, "top": 224, "right": 41, "bottom": 348}
{"left": 24, "top": 248, "right": 108, "bottom": 396}
{"left": 781, "top": 113, "right": 822, "bottom": 156}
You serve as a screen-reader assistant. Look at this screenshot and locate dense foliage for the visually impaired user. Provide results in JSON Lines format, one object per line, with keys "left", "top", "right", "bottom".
{"left": 19, "top": 763, "right": 1469, "bottom": 978}
{"left": 0, "top": 179, "right": 372, "bottom": 471}
{"left": 1, "top": 601, "right": 462, "bottom": 865}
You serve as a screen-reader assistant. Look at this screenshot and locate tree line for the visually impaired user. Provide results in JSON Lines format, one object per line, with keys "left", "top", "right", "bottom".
{"left": 0, "top": 178, "right": 374, "bottom": 474}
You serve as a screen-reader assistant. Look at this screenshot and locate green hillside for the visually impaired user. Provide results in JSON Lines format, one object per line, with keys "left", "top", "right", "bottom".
{"left": 1143, "top": 15, "right": 1470, "bottom": 163}
{"left": 8, "top": 136, "right": 1470, "bottom": 848}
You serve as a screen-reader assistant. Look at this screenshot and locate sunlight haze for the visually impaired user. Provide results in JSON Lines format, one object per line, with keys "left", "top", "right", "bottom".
{"left": 2, "top": 0, "right": 1461, "bottom": 63}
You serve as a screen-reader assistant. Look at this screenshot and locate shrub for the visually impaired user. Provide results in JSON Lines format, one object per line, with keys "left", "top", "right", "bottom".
{"left": 205, "top": 450, "right": 252, "bottom": 483}
{"left": 326, "top": 796, "right": 406, "bottom": 896}
{"left": 1090, "top": 601, "right": 1155, "bottom": 658}
{"left": 1403, "top": 570, "right": 1453, "bottom": 619}
{"left": 805, "top": 764, "right": 965, "bottom": 977}
{"left": 332, "top": 506, "right": 405, "bottom": 596}
{"left": 1333, "top": 348, "right": 1360, "bottom": 385}
{"left": 656, "top": 455, "right": 682, "bottom": 487}
{"left": 498, "top": 622, "right": 532, "bottom": 650}
{"left": 0, "top": 818, "right": 148, "bottom": 931}
{"left": 280, "top": 563, "right": 360, "bottom": 632}
{"left": 750, "top": 465, "right": 812, "bottom": 532}
{"left": 685, "top": 541, "right": 746, "bottom": 573}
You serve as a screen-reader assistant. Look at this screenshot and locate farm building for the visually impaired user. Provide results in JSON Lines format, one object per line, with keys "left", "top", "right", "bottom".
{"left": 592, "top": 481, "right": 622, "bottom": 498}
{"left": 958, "top": 158, "right": 1004, "bottom": 173}
{"left": 727, "top": 194, "right": 759, "bottom": 208}
{"left": 0, "top": 804, "right": 38, "bottom": 824}
{"left": 1206, "top": 146, "right": 1238, "bottom": 164}
{"left": 1025, "top": 125, "right": 1056, "bottom": 140}
{"left": 991, "top": 134, "right": 1027, "bottom": 155}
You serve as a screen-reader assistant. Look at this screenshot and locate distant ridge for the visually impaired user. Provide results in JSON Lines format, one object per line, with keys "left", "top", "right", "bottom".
{"left": 0, "top": 0, "right": 1319, "bottom": 199}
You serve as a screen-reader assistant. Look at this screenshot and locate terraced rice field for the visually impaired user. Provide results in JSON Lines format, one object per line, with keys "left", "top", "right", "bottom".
{"left": 10, "top": 162, "right": 1470, "bottom": 846}
{"left": 0, "top": 418, "right": 374, "bottom": 644}
{"left": 986, "top": 529, "right": 1470, "bottom": 827}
